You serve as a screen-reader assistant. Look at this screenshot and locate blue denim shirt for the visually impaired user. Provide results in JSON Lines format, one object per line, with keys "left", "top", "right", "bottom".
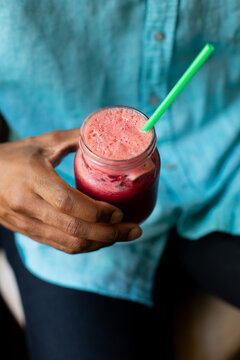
{"left": 0, "top": 1, "right": 239, "bottom": 306}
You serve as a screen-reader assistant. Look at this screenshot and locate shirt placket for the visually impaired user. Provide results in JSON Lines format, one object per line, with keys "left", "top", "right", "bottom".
{"left": 140, "top": 0, "right": 179, "bottom": 139}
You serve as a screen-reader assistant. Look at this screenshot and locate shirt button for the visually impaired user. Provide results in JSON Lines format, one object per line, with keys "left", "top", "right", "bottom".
{"left": 166, "top": 163, "right": 175, "bottom": 170}
{"left": 154, "top": 31, "right": 165, "bottom": 42}
{"left": 149, "top": 94, "right": 159, "bottom": 105}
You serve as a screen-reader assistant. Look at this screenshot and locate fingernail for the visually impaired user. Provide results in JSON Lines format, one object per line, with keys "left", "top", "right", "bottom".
{"left": 110, "top": 210, "right": 124, "bottom": 224}
{"left": 128, "top": 227, "right": 142, "bottom": 241}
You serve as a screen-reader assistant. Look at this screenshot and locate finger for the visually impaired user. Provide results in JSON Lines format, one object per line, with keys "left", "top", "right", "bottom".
{"left": 0, "top": 217, "right": 68, "bottom": 252}
{"left": 3, "top": 212, "right": 113, "bottom": 254}
{"left": 71, "top": 240, "right": 112, "bottom": 254}
{"left": 87, "top": 222, "right": 143, "bottom": 243}
{"left": 31, "top": 160, "right": 123, "bottom": 224}
{"left": 11, "top": 193, "right": 109, "bottom": 240}
{"left": 9, "top": 192, "right": 86, "bottom": 236}
{"left": 0, "top": 217, "right": 21, "bottom": 234}
{"left": 37, "top": 128, "right": 81, "bottom": 166}
{"left": 31, "top": 235, "right": 112, "bottom": 254}
{"left": 13, "top": 194, "right": 142, "bottom": 243}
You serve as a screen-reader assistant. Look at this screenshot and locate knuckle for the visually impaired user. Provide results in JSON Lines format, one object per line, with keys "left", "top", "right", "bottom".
{"left": 60, "top": 246, "right": 76, "bottom": 254}
{"left": 90, "top": 205, "right": 101, "bottom": 222}
{"left": 28, "top": 147, "right": 43, "bottom": 163}
{"left": 111, "top": 228, "right": 120, "bottom": 243}
{"left": 20, "top": 218, "right": 33, "bottom": 233}
{"left": 114, "top": 228, "right": 121, "bottom": 242}
{"left": 68, "top": 237, "right": 86, "bottom": 254}
{"left": 66, "top": 219, "right": 82, "bottom": 237}
{"left": 93, "top": 203, "right": 111, "bottom": 223}
{"left": 24, "top": 135, "right": 35, "bottom": 144}
{"left": 55, "top": 189, "right": 73, "bottom": 212}
{"left": 9, "top": 195, "right": 26, "bottom": 213}
{"left": 64, "top": 248, "right": 78, "bottom": 255}
{"left": 50, "top": 130, "right": 63, "bottom": 143}
{"left": 50, "top": 130, "right": 60, "bottom": 139}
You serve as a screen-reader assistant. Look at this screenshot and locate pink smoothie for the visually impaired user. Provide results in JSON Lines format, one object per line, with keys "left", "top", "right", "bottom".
{"left": 74, "top": 106, "right": 160, "bottom": 224}
{"left": 84, "top": 108, "right": 152, "bottom": 160}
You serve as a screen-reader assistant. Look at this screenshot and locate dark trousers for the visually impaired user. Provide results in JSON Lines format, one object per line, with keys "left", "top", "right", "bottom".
{"left": 1, "top": 225, "right": 240, "bottom": 360}
{"left": 0, "top": 226, "right": 173, "bottom": 360}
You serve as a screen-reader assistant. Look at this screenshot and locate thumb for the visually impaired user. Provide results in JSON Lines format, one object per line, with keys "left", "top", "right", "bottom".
{"left": 39, "top": 128, "right": 80, "bottom": 167}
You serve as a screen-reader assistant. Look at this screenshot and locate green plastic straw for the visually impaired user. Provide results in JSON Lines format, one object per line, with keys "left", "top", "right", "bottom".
{"left": 141, "top": 43, "right": 215, "bottom": 132}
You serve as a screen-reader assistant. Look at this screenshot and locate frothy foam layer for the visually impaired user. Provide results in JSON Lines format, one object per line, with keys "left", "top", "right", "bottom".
{"left": 84, "top": 108, "right": 152, "bottom": 160}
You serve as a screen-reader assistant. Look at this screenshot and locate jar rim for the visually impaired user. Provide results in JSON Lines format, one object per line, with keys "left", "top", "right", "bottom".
{"left": 79, "top": 105, "right": 157, "bottom": 169}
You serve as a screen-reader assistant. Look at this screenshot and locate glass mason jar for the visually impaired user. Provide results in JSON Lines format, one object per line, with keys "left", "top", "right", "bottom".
{"left": 74, "top": 106, "right": 160, "bottom": 224}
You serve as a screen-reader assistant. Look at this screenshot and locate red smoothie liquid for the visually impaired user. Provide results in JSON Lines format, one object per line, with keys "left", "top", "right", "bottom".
{"left": 74, "top": 106, "right": 160, "bottom": 224}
